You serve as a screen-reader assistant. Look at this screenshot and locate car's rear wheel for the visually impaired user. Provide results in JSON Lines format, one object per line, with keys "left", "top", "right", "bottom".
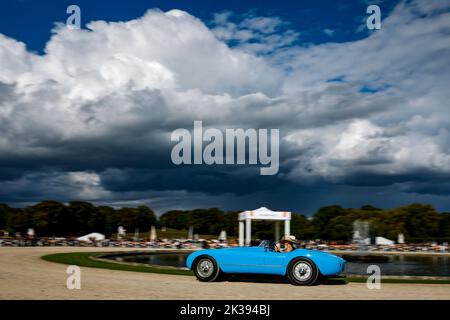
{"left": 287, "top": 258, "right": 319, "bottom": 286}
{"left": 193, "top": 256, "right": 220, "bottom": 282}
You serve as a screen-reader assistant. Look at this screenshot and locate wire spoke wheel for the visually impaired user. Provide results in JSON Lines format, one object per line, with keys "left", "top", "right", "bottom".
{"left": 293, "top": 262, "right": 312, "bottom": 281}
{"left": 197, "top": 258, "right": 214, "bottom": 278}
{"left": 193, "top": 256, "right": 220, "bottom": 282}
{"left": 287, "top": 258, "right": 319, "bottom": 286}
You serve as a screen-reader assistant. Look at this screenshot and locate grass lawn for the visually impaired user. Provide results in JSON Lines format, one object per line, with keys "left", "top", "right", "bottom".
{"left": 42, "top": 252, "right": 193, "bottom": 276}
{"left": 42, "top": 252, "right": 450, "bottom": 284}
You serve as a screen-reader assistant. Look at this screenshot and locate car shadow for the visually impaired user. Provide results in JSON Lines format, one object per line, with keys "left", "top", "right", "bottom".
{"left": 219, "top": 274, "right": 347, "bottom": 286}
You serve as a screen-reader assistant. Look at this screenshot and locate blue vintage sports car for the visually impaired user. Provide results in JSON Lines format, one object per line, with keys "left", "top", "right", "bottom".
{"left": 186, "top": 240, "right": 346, "bottom": 285}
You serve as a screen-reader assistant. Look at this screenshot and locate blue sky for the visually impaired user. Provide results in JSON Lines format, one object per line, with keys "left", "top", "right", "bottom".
{"left": 1, "top": 0, "right": 399, "bottom": 52}
{"left": 0, "top": 0, "right": 450, "bottom": 215}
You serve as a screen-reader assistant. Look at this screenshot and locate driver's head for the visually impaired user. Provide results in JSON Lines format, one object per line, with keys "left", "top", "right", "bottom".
{"left": 281, "top": 235, "right": 296, "bottom": 243}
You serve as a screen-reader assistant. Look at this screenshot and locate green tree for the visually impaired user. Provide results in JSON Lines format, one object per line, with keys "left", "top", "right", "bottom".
{"left": 99, "top": 205, "right": 118, "bottom": 237}
{"left": 134, "top": 206, "right": 157, "bottom": 231}
{"left": 290, "top": 213, "right": 314, "bottom": 240}
{"left": 399, "top": 203, "right": 440, "bottom": 241}
{"left": 312, "top": 205, "right": 348, "bottom": 240}
{"left": 6, "top": 207, "right": 30, "bottom": 234}
{"left": 253, "top": 220, "right": 276, "bottom": 240}
{"left": 190, "top": 208, "right": 224, "bottom": 235}
{"left": 88, "top": 207, "right": 108, "bottom": 234}
{"left": 159, "top": 210, "right": 190, "bottom": 230}
{"left": 67, "top": 201, "right": 97, "bottom": 235}
{"left": 115, "top": 206, "right": 156, "bottom": 233}
{"left": 326, "top": 215, "right": 353, "bottom": 241}
{"left": 0, "top": 203, "right": 10, "bottom": 230}
{"left": 438, "top": 212, "right": 450, "bottom": 239}
{"left": 222, "top": 211, "right": 239, "bottom": 236}
{"left": 30, "top": 201, "right": 68, "bottom": 236}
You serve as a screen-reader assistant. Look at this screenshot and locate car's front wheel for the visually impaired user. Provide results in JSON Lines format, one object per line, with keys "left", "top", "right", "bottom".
{"left": 193, "top": 255, "right": 220, "bottom": 282}
{"left": 287, "top": 258, "right": 319, "bottom": 286}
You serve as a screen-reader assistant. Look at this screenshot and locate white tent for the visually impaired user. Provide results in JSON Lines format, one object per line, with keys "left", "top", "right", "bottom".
{"left": 375, "top": 236, "right": 394, "bottom": 245}
{"left": 77, "top": 232, "right": 105, "bottom": 242}
{"left": 238, "top": 207, "right": 291, "bottom": 246}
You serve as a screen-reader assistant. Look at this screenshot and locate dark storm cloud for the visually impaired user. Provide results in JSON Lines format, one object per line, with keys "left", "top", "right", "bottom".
{"left": 99, "top": 166, "right": 292, "bottom": 195}
{"left": 0, "top": 2, "right": 450, "bottom": 213}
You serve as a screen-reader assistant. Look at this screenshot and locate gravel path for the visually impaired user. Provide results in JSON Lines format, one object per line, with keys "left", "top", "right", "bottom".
{"left": 0, "top": 247, "right": 449, "bottom": 300}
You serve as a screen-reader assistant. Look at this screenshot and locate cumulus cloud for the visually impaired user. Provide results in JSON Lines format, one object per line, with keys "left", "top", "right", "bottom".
{"left": 277, "top": 0, "right": 450, "bottom": 186}
{"left": 0, "top": 1, "right": 449, "bottom": 213}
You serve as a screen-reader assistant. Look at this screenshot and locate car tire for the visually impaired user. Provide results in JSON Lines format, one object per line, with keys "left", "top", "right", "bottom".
{"left": 287, "top": 257, "right": 319, "bottom": 286}
{"left": 193, "top": 255, "right": 221, "bottom": 282}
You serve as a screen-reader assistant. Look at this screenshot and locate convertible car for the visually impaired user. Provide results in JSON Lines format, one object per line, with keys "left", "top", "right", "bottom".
{"left": 186, "top": 240, "right": 346, "bottom": 285}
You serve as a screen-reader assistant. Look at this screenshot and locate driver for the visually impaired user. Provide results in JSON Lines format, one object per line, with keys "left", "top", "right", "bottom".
{"left": 274, "top": 235, "right": 296, "bottom": 253}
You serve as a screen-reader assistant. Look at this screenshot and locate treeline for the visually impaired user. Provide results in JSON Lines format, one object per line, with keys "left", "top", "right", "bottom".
{"left": 0, "top": 201, "right": 449, "bottom": 242}
{"left": 160, "top": 204, "right": 450, "bottom": 242}
{"left": 0, "top": 201, "right": 156, "bottom": 237}
{"left": 308, "top": 204, "right": 450, "bottom": 242}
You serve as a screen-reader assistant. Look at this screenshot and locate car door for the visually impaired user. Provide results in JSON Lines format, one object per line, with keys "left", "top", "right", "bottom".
{"left": 263, "top": 249, "right": 288, "bottom": 275}
{"left": 218, "top": 247, "right": 266, "bottom": 273}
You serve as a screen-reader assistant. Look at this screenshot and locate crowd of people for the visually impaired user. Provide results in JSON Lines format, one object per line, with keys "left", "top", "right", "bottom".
{"left": 0, "top": 235, "right": 448, "bottom": 252}
{"left": 307, "top": 241, "right": 449, "bottom": 253}
{"left": 0, "top": 235, "right": 231, "bottom": 249}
